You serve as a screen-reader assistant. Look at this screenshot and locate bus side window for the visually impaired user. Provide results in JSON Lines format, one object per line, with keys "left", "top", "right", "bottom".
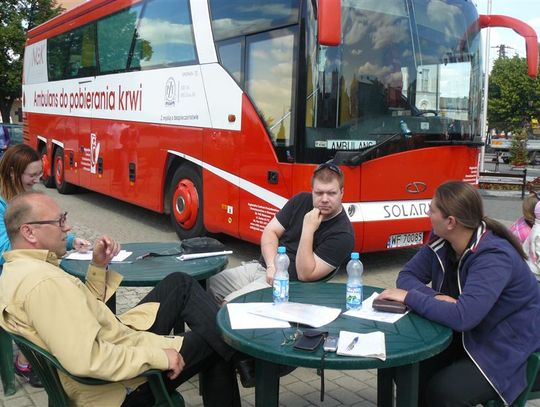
{"left": 130, "top": 0, "right": 197, "bottom": 70}
{"left": 97, "top": 5, "right": 143, "bottom": 74}
{"left": 48, "top": 32, "right": 71, "bottom": 81}
{"left": 245, "top": 28, "right": 296, "bottom": 148}
{"left": 216, "top": 39, "right": 243, "bottom": 87}
{"left": 65, "top": 24, "right": 97, "bottom": 79}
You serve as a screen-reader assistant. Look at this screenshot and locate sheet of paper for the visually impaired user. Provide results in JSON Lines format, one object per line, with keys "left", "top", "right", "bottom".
{"left": 177, "top": 251, "right": 233, "bottom": 261}
{"left": 227, "top": 303, "right": 290, "bottom": 329}
{"left": 337, "top": 330, "right": 386, "bottom": 361}
{"left": 248, "top": 302, "right": 342, "bottom": 328}
{"left": 64, "top": 250, "right": 133, "bottom": 262}
{"left": 343, "top": 292, "right": 409, "bottom": 324}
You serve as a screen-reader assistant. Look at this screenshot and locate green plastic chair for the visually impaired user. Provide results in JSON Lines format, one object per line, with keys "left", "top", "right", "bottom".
{"left": 484, "top": 351, "right": 540, "bottom": 407}
{"left": 9, "top": 331, "right": 184, "bottom": 407}
{"left": 0, "top": 327, "right": 16, "bottom": 396}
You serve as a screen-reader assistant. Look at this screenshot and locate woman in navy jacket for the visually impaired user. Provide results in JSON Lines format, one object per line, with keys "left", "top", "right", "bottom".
{"left": 378, "top": 181, "right": 540, "bottom": 406}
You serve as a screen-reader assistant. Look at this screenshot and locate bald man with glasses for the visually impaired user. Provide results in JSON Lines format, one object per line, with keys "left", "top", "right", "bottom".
{"left": 0, "top": 191, "right": 241, "bottom": 407}
{"left": 208, "top": 163, "right": 355, "bottom": 305}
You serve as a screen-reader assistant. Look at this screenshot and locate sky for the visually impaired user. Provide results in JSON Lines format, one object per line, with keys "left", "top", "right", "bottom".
{"left": 475, "top": 0, "right": 540, "bottom": 71}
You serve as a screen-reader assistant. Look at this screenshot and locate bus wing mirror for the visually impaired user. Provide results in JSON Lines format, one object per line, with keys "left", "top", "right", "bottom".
{"left": 318, "top": 0, "right": 341, "bottom": 46}
{"left": 479, "top": 14, "right": 538, "bottom": 78}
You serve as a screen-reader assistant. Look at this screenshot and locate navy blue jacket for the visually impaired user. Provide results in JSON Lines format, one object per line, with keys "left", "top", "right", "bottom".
{"left": 398, "top": 222, "right": 540, "bottom": 404}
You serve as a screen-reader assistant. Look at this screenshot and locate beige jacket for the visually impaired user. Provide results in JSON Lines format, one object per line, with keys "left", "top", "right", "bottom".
{"left": 0, "top": 250, "right": 182, "bottom": 406}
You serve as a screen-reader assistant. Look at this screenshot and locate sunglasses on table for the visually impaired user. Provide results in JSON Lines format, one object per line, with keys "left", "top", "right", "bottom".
{"left": 25, "top": 211, "right": 68, "bottom": 228}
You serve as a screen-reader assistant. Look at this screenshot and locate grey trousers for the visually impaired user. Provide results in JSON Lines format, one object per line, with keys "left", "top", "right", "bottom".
{"left": 207, "top": 261, "right": 270, "bottom": 304}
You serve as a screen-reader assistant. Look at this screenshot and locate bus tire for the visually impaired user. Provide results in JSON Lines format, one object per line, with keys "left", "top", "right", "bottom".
{"left": 53, "top": 148, "right": 77, "bottom": 194}
{"left": 169, "top": 165, "right": 206, "bottom": 239}
{"left": 40, "top": 145, "right": 55, "bottom": 188}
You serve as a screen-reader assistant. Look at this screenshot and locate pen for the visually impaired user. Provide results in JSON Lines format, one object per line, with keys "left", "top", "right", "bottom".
{"left": 346, "top": 336, "right": 359, "bottom": 351}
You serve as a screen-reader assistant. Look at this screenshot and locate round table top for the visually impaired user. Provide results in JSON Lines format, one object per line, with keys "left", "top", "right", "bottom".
{"left": 60, "top": 242, "right": 228, "bottom": 286}
{"left": 217, "top": 283, "right": 452, "bottom": 370}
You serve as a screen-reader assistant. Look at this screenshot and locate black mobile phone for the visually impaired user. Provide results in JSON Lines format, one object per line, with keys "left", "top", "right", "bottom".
{"left": 323, "top": 336, "right": 338, "bottom": 352}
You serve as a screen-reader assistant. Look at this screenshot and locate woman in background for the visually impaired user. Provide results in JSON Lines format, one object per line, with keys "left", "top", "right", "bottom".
{"left": 0, "top": 144, "right": 91, "bottom": 387}
{"left": 509, "top": 191, "right": 539, "bottom": 243}
{"left": 378, "top": 181, "right": 540, "bottom": 406}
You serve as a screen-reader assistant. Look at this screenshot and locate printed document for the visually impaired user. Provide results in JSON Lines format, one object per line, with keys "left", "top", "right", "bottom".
{"left": 65, "top": 250, "right": 132, "bottom": 262}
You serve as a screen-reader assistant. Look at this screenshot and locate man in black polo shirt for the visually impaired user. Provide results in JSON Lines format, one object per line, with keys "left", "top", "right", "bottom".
{"left": 208, "top": 163, "right": 355, "bottom": 304}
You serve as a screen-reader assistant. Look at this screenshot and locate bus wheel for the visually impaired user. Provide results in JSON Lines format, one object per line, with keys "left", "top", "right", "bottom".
{"left": 169, "top": 165, "right": 206, "bottom": 239}
{"left": 53, "top": 148, "right": 77, "bottom": 194}
{"left": 40, "top": 145, "right": 55, "bottom": 188}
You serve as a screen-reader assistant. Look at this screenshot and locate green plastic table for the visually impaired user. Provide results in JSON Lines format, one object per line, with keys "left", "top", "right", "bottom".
{"left": 217, "top": 282, "right": 452, "bottom": 407}
{"left": 60, "top": 242, "right": 228, "bottom": 286}
{"left": 61, "top": 242, "right": 228, "bottom": 313}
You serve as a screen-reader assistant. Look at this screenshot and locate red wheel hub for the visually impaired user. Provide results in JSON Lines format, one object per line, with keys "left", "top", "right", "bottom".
{"left": 41, "top": 153, "right": 51, "bottom": 179}
{"left": 54, "top": 155, "right": 63, "bottom": 186}
{"left": 172, "top": 179, "right": 199, "bottom": 229}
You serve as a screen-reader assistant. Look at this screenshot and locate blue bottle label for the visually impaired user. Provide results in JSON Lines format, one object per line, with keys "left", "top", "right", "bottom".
{"left": 346, "top": 285, "right": 362, "bottom": 310}
{"left": 273, "top": 278, "right": 289, "bottom": 303}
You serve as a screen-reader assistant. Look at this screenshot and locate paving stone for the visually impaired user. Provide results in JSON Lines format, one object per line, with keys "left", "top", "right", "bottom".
{"left": 303, "top": 390, "right": 341, "bottom": 406}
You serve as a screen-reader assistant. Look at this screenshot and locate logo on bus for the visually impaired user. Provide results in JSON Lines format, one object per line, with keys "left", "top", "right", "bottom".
{"left": 164, "top": 77, "right": 176, "bottom": 107}
{"left": 405, "top": 182, "right": 427, "bottom": 194}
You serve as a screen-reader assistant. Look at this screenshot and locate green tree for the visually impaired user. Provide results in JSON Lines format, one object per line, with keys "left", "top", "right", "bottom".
{"left": 509, "top": 128, "right": 529, "bottom": 166}
{"left": 488, "top": 55, "right": 540, "bottom": 132}
{"left": 0, "top": 0, "right": 63, "bottom": 123}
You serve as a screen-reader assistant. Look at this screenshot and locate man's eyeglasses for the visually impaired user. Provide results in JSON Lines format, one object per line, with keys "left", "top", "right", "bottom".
{"left": 314, "top": 162, "right": 343, "bottom": 176}
{"left": 25, "top": 212, "right": 68, "bottom": 228}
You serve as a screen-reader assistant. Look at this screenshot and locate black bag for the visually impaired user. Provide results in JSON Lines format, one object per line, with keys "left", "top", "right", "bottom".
{"left": 181, "top": 237, "right": 226, "bottom": 254}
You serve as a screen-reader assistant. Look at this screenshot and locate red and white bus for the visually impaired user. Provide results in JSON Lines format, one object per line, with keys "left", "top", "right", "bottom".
{"left": 22, "top": 0, "right": 538, "bottom": 252}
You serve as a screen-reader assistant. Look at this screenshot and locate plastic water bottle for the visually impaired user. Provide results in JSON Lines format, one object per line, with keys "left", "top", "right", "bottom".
{"left": 346, "top": 252, "right": 363, "bottom": 310}
{"left": 273, "top": 246, "right": 290, "bottom": 304}
{"left": 400, "top": 120, "right": 412, "bottom": 137}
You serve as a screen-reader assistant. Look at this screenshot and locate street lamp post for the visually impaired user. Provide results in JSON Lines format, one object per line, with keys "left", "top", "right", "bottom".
{"left": 479, "top": 0, "right": 492, "bottom": 173}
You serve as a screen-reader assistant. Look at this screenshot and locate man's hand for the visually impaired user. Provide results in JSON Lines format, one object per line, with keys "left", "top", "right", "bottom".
{"left": 91, "top": 236, "right": 121, "bottom": 268}
{"left": 377, "top": 288, "right": 408, "bottom": 303}
{"left": 266, "top": 264, "right": 276, "bottom": 285}
{"left": 73, "top": 237, "right": 92, "bottom": 253}
{"left": 164, "top": 349, "right": 185, "bottom": 380}
{"left": 302, "top": 208, "right": 323, "bottom": 234}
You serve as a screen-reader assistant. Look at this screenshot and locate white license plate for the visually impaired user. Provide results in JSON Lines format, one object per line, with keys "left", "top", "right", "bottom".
{"left": 387, "top": 232, "right": 424, "bottom": 248}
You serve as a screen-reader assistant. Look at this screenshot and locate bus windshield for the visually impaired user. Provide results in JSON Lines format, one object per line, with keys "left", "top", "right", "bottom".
{"left": 303, "top": 0, "right": 483, "bottom": 164}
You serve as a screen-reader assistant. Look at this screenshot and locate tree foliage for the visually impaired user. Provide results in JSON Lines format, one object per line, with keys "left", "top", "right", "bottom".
{"left": 509, "top": 128, "right": 529, "bottom": 166}
{"left": 0, "top": 0, "right": 63, "bottom": 123}
{"left": 488, "top": 54, "right": 540, "bottom": 133}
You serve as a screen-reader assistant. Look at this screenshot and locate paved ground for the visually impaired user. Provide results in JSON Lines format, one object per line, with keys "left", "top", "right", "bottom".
{"left": 2, "top": 190, "right": 540, "bottom": 406}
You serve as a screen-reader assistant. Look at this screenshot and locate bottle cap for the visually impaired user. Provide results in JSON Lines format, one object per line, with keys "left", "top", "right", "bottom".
{"left": 351, "top": 252, "right": 359, "bottom": 260}
{"left": 278, "top": 246, "right": 286, "bottom": 254}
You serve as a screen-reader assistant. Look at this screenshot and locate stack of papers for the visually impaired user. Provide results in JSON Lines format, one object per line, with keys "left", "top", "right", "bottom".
{"left": 248, "top": 302, "right": 342, "bottom": 328}
{"left": 343, "top": 292, "right": 409, "bottom": 323}
{"left": 227, "top": 303, "right": 290, "bottom": 329}
{"left": 337, "top": 330, "right": 386, "bottom": 360}
{"left": 227, "top": 302, "right": 341, "bottom": 329}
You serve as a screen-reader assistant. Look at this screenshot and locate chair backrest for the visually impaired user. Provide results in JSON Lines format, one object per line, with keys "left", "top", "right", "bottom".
{"left": 9, "top": 332, "right": 184, "bottom": 407}
{"left": 10, "top": 333, "right": 71, "bottom": 406}
{"left": 513, "top": 351, "right": 540, "bottom": 407}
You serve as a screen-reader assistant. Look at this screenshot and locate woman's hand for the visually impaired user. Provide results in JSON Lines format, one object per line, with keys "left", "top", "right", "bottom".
{"left": 73, "top": 237, "right": 92, "bottom": 253}
{"left": 376, "top": 288, "right": 408, "bottom": 303}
